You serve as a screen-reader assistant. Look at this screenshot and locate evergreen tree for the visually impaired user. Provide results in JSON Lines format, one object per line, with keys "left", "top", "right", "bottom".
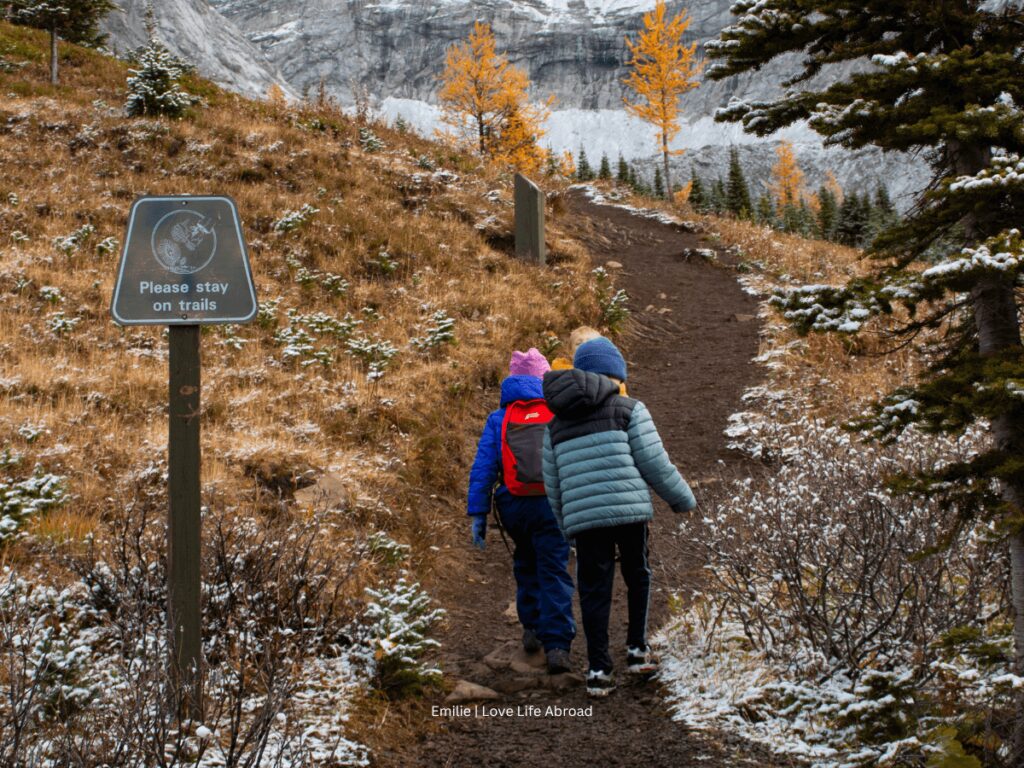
{"left": 627, "top": 165, "right": 639, "bottom": 191}
{"left": 780, "top": 202, "right": 802, "bottom": 234}
{"left": 755, "top": 193, "right": 775, "bottom": 226}
{"left": 874, "top": 183, "right": 895, "bottom": 215}
{"left": 689, "top": 169, "right": 707, "bottom": 211}
{"left": 576, "top": 148, "right": 594, "bottom": 181}
{"left": 617, "top": 154, "right": 629, "bottom": 183}
{"left": 709, "top": 177, "right": 726, "bottom": 214}
{"left": 7, "top": 0, "right": 116, "bottom": 84}
{"left": 654, "top": 167, "right": 665, "bottom": 198}
{"left": 709, "top": 2, "right": 1024, "bottom": 745}
{"left": 544, "top": 148, "right": 560, "bottom": 177}
{"left": 125, "top": 30, "right": 195, "bottom": 119}
{"left": 816, "top": 185, "right": 839, "bottom": 240}
{"left": 598, "top": 152, "right": 612, "bottom": 180}
{"left": 725, "top": 146, "right": 752, "bottom": 218}
{"left": 864, "top": 184, "right": 899, "bottom": 243}
{"left": 835, "top": 192, "right": 870, "bottom": 247}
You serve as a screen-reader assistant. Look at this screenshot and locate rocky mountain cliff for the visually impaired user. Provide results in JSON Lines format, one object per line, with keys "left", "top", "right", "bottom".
{"left": 102, "top": 0, "right": 292, "bottom": 99}
{"left": 207, "top": 0, "right": 742, "bottom": 111}
{"left": 104, "top": 0, "right": 928, "bottom": 203}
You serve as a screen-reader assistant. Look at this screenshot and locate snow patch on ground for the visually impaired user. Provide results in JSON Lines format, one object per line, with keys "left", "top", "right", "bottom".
{"left": 570, "top": 183, "right": 691, "bottom": 227}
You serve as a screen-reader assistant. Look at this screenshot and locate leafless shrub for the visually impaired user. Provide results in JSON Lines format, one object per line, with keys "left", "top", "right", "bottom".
{"left": 682, "top": 414, "right": 1001, "bottom": 674}
{"left": 0, "top": 496, "right": 371, "bottom": 767}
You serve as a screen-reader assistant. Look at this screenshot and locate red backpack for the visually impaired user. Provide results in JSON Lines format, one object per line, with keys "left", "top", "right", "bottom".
{"left": 501, "top": 399, "right": 554, "bottom": 496}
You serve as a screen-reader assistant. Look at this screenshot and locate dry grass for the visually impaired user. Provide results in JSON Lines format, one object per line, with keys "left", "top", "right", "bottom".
{"left": 0, "top": 23, "right": 600, "bottom": 568}
{"left": 698, "top": 215, "right": 923, "bottom": 414}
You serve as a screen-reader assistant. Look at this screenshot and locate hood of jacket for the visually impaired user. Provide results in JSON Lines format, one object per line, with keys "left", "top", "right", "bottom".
{"left": 499, "top": 374, "right": 545, "bottom": 406}
{"left": 542, "top": 369, "right": 620, "bottom": 418}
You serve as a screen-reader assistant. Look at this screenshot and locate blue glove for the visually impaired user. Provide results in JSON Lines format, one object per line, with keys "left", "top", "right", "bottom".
{"left": 471, "top": 516, "right": 487, "bottom": 550}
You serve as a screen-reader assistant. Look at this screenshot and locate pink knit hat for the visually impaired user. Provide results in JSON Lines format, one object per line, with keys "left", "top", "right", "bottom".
{"left": 509, "top": 348, "right": 551, "bottom": 378}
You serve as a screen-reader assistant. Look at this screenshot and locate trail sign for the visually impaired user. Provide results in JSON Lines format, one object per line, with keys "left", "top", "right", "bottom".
{"left": 110, "top": 194, "right": 257, "bottom": 718}
{"left": 111, "top": 196, "right": 257, "bottom": 326}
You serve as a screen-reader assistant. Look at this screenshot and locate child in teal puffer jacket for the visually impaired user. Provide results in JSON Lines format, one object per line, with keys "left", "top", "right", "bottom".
{"left": 542, "top": 337, "right": 695, "bottom": 697}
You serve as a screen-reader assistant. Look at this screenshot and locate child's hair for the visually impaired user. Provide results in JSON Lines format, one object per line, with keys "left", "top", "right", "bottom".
{"left": 569, "top": 326, "right": 602, "bottom": 355}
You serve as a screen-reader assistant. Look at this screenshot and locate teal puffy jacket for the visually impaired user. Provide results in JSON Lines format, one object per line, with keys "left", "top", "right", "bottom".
{"left": 541, "top": 369, "right": 696, "bottom": 538}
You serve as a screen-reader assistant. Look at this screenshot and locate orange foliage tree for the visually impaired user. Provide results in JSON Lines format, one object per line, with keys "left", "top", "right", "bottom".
{"left": 623, "top": 1, "right": 701, "bottom": 198}
{"left": 770, "top": 140, "right": 805, "bottom": 208}
{"left": 437, "top": 22, "right": 550, "bottom": 173}
{"left": 266, "top": 83, "right": 286, "bottom": 108}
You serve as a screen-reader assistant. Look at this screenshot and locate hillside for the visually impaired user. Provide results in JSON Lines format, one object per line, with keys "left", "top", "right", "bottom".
{"left": 0, "top": 22, "right": 602, "bottom": 764}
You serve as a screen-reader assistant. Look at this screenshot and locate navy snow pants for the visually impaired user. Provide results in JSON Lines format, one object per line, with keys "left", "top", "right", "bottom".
{"left": 496, "top": 492, "right": 576, "bottom": 652}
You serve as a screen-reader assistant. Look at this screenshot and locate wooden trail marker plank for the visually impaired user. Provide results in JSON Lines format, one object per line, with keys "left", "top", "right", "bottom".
{"left": 514, "top": 173, "right": 546, "bottom": 265}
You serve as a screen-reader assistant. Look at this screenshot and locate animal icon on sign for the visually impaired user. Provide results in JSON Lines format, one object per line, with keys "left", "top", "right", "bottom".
{"left": 151, "top": 209, "right": 218, "bottom": 275}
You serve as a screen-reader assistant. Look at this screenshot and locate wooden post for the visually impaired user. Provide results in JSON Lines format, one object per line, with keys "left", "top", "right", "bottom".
{"left": 168, "top": 325, "right": 202, "bottom": 717}
{"left": 514, "top": 173, "right": 546, "bottom": 265}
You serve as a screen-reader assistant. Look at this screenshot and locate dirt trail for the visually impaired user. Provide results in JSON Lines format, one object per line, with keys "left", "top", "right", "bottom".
{"left": 378, "top": 191, "right": 787, "bottom": 767}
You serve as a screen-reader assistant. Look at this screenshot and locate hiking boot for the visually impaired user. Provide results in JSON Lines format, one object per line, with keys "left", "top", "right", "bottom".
{"left": 626, "top": 646, "right": 659, "bottom": 675}
{"left": 586, "top": 669, "right": 616, "bottom": 697}
{"left": 522, "top": 628, "right": 542, "bottom": 654}
{"left": 546, "top": 648, "right": 572, "bottom": 675}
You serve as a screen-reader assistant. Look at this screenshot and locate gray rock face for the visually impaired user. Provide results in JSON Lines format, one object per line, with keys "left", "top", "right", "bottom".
{"left": 102, "top": 0, "right": 293, "bottom": 99}
{"left": 207, "top": 0, "right": 775, "bottom": 113}
{"left": 101, "top": 1, "right": 929, "bottom": 203}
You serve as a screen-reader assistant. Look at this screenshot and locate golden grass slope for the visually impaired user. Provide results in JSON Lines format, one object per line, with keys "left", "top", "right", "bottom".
{"left": 0, "top": 22, "right": 598, "bottom": 555}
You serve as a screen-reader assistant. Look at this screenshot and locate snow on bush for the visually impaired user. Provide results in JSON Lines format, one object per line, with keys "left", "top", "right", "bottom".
{"left": 0, "top": 500, "right": 442, "bottom": 765}
{"left": 53, "top": 223, "right": 95, "bottom": 255}
{"left": 593, "top": 267, "right": 630, "bottom": 333}
{"left": 272, "top": 309, "right": 362, "bottom": 368}
{"left": 358, "top": 128, "right": 385, "bottom": 153}
{"left": 346, "top": 334, "right": 399, "bottom": 382}
{"left": 274, "top": 204, "right": 319, "bottom": 233}
{"left": 410, "top": 309, "right": 456, "bottom": 352}
{"left": 657, "top": 386, "right": 1008, "bottom": 767}
{"left": 355, "top": 575, "right": 445, "bottom": 696}
{"left": 0, "top": 470, "right": 66, "bottom": 544}
{"left": 46, "top": 311, "right": 80, "bottom": 336}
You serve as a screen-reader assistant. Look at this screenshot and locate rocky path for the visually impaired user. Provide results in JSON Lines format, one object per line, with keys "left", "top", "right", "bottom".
{"left": 376, "top": 190, "right": 791, "bottom": 767}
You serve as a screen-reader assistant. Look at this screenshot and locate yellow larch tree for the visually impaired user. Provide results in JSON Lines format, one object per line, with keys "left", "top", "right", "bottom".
{"left": 266, "top": 83, "right": 286, "bottom": 108}
{"left": 489, "top": 99, "right": 550, "bottom": 174}
{"left": 437, "top": 22, "right": 551, "bottom": 172}
{"left": 673, "top": 180, "right": 693, "bottom": 207}
{"left": 770, "top": 140, "right": 804, "bottom": 209}
{"left": 559, "top": 150, "right": 576, "bottom": 178}
{"left": 623, "top": 1, "right": 701, "bottom": 199}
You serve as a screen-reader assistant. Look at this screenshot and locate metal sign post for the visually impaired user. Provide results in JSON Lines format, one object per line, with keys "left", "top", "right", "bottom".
{"left": 111, "top": 196, "right": 257, "bottom": 716}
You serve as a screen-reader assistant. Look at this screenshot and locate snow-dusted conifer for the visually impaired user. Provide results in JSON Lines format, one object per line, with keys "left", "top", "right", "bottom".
{"left": 124, "top": 17, "right": 194, "bottom": 119}
{"left": 709, "top": 0, "right": 1024, "bottom": 754}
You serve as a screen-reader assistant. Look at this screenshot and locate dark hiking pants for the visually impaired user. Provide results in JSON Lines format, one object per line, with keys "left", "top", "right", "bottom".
{"left": 574, "top": 521, "right": 650, "bottom": 673}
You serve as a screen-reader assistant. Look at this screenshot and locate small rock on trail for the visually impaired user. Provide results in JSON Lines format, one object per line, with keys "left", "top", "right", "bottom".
{"left": 445, "top": 680, "right": 500, "bottom": 704}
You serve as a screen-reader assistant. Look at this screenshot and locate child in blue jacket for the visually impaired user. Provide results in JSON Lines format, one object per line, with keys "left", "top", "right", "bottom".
{"left": 467, "top": 348, "right": 575, "bottom": 674}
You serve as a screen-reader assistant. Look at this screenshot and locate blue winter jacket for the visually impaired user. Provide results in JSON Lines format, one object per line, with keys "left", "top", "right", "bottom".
{"left": 467, "top": 375, "right": 549, "bottom": 517}
{"left": 541, "top": 368, "right": 696, "bottom": 538}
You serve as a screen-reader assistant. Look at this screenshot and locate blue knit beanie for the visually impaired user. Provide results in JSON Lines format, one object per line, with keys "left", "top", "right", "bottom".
{"left": 573, "top": 337, "right": 627, "bottom": 382}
